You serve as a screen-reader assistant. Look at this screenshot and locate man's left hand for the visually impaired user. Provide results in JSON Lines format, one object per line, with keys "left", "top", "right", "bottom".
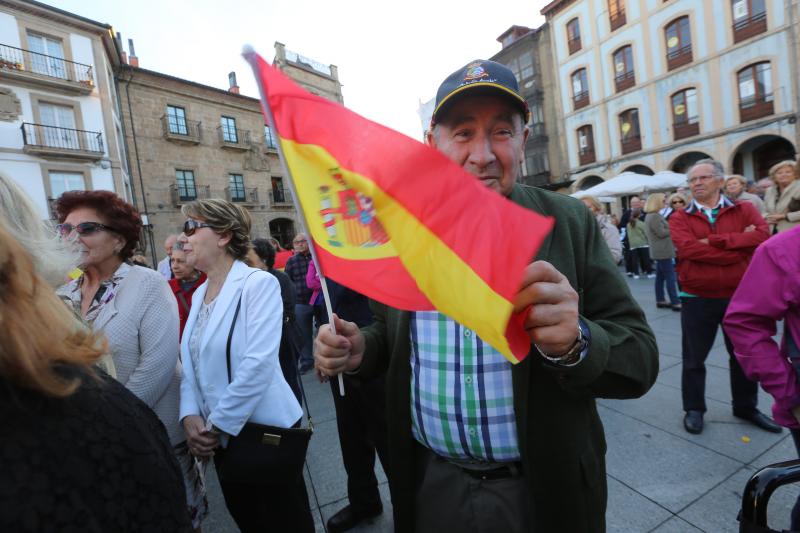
{"left": 513, "top": 261, "right": 580, "bottom": 356}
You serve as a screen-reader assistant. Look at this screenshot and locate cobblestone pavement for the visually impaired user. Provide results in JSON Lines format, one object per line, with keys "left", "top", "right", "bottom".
{"left": 203, "top": 274, "right": 798, "bottom": 533}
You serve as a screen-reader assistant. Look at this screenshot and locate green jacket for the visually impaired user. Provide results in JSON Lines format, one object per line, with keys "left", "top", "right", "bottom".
{"left": 357, "top": 183, "right": 658, "bottom": 533}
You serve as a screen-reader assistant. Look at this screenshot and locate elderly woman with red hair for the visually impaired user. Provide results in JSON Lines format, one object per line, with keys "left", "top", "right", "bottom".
{"left": 54, "top": 190, "right": 207, "bottom": 530}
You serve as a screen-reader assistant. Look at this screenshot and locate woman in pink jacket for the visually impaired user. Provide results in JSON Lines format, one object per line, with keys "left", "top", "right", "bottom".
{"left": 724, "top": 225, "right": 800, "bottom": 529}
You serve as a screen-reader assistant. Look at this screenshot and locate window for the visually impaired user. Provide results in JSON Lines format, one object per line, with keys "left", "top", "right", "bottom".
{"left": 577, "top": 125, "right": 595, "bottom": 165}
{"left": 507, "top": 53, "right": 535, "bottom": 82}
{"left": 665, "top": 17, "right": 692, "bottom": 70}
{"left": 264, "top": 125, "right": 278, "bottom": 149}
{"left": 738, "top": 62, "right": 774, "bottom": 122}
{"left": 176, "top": 169, "right": 197, "bottom": 201}
{"left": 49, "top": 171, "right": 84, "bottom": 198}
{"left": 567, "top": 18, "right": 581, "bottom": 54}
{"left": 229, "top": 173, "right": 246, "bottom": 202}
{"left": 167, "top": 105, "right": 187, "bottom": 135}
{"left": 671, "top": 88, "right": 699, "bottom": 140}
{"left": 732, "top": 0, "right": 767, "bottom": 43}
{"left": 571, "top": 68, "right": 589, "bottom": 110}
{"left": 618, "top": 109, "right": 641, "bottom": 154}
{"left": 526, "top": 152, "right": 550, "bottom": 175}
{"left": 27, "top": 32, "right": 66, "bottom": 79}
{"left": 221, "top": 116, "right": 238, "bottom": 143}
{"left": 272, "top": 176, "right": 286, "bottom": 203}
{"left": 38, "top": 102, "right": 78, "bottom": 149}
{"left": 608, "top": 0, "right": 626, "bottom": 31}
{"left": 613, "top": 45, "right": 635, "bottom": 92}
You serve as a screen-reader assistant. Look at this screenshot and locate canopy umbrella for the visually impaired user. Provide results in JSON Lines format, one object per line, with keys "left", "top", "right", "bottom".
{"left": 571, "top": 171, "right": 687, "bottom": 199}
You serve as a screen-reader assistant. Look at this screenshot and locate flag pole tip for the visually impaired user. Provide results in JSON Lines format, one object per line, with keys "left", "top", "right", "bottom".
{"left": 241, "top": 44, "right": 256, "bottom": 57}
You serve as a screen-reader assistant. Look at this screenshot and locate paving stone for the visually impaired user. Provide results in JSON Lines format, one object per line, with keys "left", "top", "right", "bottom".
{"left": 606, "top": 475, "right": 672, "bottom": 533}
{"left": 600, "top": 405, "right": 743, "bottom": 513}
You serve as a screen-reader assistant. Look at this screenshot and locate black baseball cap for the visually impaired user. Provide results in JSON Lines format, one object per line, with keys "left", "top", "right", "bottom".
{"left": 431, "top": 59, "right": 530, "bottom": 125}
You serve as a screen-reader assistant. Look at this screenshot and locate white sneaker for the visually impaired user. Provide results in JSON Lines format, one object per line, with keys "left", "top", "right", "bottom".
{"left": 647, "top": 274, "right": 656, "bottom": 279}
{"left": 633, "top": 275, "right": 640, "bottom": 279}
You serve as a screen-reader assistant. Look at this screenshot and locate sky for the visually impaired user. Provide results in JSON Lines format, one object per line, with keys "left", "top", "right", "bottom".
{"left": 48, "top": 0, "right": 547, "bottom": 139}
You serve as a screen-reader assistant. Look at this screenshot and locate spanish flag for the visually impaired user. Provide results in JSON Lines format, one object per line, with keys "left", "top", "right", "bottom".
{"left": 245, "top": 50, "right": 553, "bottom": 364}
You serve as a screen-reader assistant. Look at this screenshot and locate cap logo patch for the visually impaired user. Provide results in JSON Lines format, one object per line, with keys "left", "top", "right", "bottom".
{"left": 464, "top": 62, "right": 489, "bottom": 81}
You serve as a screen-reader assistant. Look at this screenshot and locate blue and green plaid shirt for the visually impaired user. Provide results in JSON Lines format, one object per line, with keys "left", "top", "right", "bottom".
{"left": 410, "top": 311, "right": 520, "bottom": 462}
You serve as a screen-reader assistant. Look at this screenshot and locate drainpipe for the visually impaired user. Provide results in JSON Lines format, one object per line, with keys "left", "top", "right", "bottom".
{"left": 788, "top": 0, "right": 800, "bottom": 151}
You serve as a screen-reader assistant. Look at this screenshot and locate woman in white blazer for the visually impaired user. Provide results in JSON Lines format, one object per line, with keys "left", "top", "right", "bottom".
{"left": 178, "top": 199, "right": 313, "bottom": 533}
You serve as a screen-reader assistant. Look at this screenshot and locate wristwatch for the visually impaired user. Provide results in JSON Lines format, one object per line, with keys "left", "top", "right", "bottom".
{"left": 535, "top": 321, "right": 590, "bottom": 366}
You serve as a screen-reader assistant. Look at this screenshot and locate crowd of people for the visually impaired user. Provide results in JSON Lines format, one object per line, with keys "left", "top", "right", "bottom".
{"left": 1, "top": 57, "right": 799, "bottom": 533}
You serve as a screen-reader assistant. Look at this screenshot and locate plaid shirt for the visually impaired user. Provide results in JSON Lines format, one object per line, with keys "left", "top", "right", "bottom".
{"left": 410, "top": 311, "right": 520, "bottom": 462}
{"left": 284, "top": 252, "right": 312, "bottom": 303}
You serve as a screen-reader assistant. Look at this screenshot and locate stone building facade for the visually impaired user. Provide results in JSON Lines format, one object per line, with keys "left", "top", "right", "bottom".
{"left": 118, "top": 42, "right": 344, "bottom": 266}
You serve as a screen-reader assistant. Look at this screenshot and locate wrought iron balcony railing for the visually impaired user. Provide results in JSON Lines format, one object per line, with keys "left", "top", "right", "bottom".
{"left": 161, "top": 115, "right": 202, "bottom": 144}
{"left": 733, "top": 11, "right": 767, "bottom": 43}
{"left": 271, "top": 188, "right": 292, "bottom": 205}
{"left": 673, "top": 117, "right": 700, "bottom": 141}
{"left": 614, "top": 70, "right": 635, "bottom": 93}
{"left": 218, "top": 126, "right": 251, "bottom": 149}
{"left": 21, "top": 123, "right": 103, "bottom": 158}
{"left": 739, "top": 93, "right": 774, "bottom": 123}
{"left": 0, "top": 43, "right": 93, "bottom": 90}
{"left": 226, "top": 186, "right": 258, "bottom": 204}
{"left": 170, "top": 183, "right": 210, "bottom": 205}
{"left": 666, "top": 44, "right": 693, "bottom": 71}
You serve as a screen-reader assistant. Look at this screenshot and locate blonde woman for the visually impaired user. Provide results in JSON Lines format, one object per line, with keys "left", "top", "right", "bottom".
{"left": 764, "top": 160, "right": 800, "bottom": 233}
{"left": 644, "top": 193, "right": 680, "bottom": 311}
{"left": 724, "top": 175, "right": 766, "bottom": 214}
{"left": 0, "top": 226, "right": 191, "bottom": 532}
{"left": 580, "top": 195, "right": 623, "bottom": 264}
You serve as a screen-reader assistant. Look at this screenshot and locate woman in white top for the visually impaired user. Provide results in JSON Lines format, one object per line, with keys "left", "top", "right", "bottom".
{"left": 178, "top": 199, "right": 312, "bottom": 533}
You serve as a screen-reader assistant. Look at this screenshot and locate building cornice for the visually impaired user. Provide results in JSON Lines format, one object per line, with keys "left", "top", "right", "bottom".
{"left": 541, "top": 0, "right": 579, "bottom": 18}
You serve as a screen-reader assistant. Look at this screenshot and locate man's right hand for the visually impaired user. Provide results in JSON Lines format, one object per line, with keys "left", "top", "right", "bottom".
{"left": 314, "top": 313, "right": 365, "bottom": 376}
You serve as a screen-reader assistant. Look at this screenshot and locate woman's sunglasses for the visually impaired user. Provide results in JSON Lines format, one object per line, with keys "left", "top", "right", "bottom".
{"left": 671, "top": 200, "right": 686, "bottom": 206}
{"left": 183, "top": 219, "right": 212, "bottom": 236}
{"left": 56, "top": 222, "right": 117, "bottom": 237}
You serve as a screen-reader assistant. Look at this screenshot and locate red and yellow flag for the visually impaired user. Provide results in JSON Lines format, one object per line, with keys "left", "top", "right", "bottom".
{"left": 245, "top": 50, "right": 553, "bottom": 364}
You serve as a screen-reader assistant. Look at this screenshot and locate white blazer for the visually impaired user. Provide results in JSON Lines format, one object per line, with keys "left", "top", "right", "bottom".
{"left": 179, "top": 260, "right": 302, "bottom": 436}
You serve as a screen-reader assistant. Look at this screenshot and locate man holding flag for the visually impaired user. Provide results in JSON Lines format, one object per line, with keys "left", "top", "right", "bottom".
{"left": 313, "top": 60, "right": 658, "bottom": 532}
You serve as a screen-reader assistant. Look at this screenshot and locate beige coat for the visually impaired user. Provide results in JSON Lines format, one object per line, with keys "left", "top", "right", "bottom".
{"left": 764, "top": 180, "right": 800, "bottom": 233}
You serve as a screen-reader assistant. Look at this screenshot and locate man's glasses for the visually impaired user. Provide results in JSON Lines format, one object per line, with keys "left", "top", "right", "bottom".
{"left": 183, "top": 219, "right": 212, "bottom": 236}
{"left": 56, "top": 222, "right": 117, "bottom": 237}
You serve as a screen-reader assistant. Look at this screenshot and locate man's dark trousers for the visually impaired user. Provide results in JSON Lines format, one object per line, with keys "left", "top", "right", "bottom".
{"left": 330, "top": 374, "right": 389, "bottom": 513}
{"left": 681, "top": 296, "right": 758, "bottom": 414}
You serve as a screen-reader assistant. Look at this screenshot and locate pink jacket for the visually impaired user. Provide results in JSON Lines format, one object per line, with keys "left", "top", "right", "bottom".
{"left": 724, "top": 226, "right": 800, "bottom": 428}
{"left": 305, "top": 260, "right": 321, "bottom": 305}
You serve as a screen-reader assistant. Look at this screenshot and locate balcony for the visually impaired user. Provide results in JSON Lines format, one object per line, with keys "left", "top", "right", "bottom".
{"left": 0, "top": 43, "right": 93, "bottom": 94}
{"left": 21, "top": 123, "right": 103, "bottom": 160}
{"left": 733, "top": 11, "right": 767, "bottom": 44}
{"left": 271, "top": 188, "right": 293, "bottom": 206}
{"left": 673, "top": 117, "right": 700, "bottom": 141}
{"left": 161, "top": 115, "right": 202, "bottom": 145}
{"left": 621, "top": 135, "right": 642, "bottom": 155}
{"left": 579, "top": 148, "right": 596, "bottom": 166}
{"left": 573, "top": 90, "right": 589, "bottom": 110}
{"left": 739, "top": 93, "right": 774, "bottom": 123}
{"left": 226, "top": 186, "right": 259, "bottom": 204}
{"left": 666, "top": 44, "right": 693, "bottom": 71}
{"left": 528, "top": 123, "right": 548, "bottom": 143}
{"left": 609, "top": 11, "right": 626, "bottom": 31}
{"left": 614, "top": 71, "right": 635, "bottom": 93}
{"left": 218, "top": 127, "right": 252, "bottom": 151}
{"left": 169, "top": 184, "right": 210, "bottom": 206}
{"left": 567, "top": 36, "right": 582, "bottom": 55}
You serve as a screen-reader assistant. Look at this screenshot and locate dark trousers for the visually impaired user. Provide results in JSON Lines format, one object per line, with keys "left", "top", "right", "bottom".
{"left": 680, "top": 296, "right": 758, "bottom": 414}
{"left": 629, "top": 247, "right": 653, "bottom": 275}
{"left": 330, "top": 374, "right": 389, "bottom": 513}
{"left": 654, "top": 258, "right": 679, "bottom": 305}
{"left": 213, "top": 448, "right": 315, "bottom": 533}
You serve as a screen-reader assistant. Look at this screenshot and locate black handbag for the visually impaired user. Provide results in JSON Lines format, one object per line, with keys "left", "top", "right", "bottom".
{"left": 215, "top": 289, "right": 314, "bottom": 485}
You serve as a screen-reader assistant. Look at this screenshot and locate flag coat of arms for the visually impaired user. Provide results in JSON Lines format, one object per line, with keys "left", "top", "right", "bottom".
{"left": 245, "top": 49, "right": 554, "bottom": 363}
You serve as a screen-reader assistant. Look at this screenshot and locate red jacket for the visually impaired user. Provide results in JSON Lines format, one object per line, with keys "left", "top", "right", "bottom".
{"left": 669, "top": 197, "right": 768, "bottom": 298}
{"left": 168, "top": 273, "right": 207, "bottom": 340}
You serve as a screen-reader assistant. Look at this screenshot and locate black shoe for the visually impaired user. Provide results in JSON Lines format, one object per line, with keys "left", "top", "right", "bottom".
{"left": 656, "top": 301, "right": 671, "bottom": 309}
{"left": 734, "top": 410, "right": 783, "bottom": 433}
{"left": 327, "top": 504, "right": 383, "bottom": 533}
{"left": 671, "top": 304, "right": 682, "bottom": 312}
{"left": 684, "top": 410, "right": 703, "bottom": 434}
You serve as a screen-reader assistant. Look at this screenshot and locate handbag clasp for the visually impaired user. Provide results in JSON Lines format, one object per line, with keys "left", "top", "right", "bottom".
{"left": 261, "top": 433, "right": 282, "bottom": 446}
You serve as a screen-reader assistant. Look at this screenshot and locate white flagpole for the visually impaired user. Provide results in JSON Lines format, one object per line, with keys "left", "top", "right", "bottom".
{"left": 243, "top": 46, "right": 345, "bottom": 397}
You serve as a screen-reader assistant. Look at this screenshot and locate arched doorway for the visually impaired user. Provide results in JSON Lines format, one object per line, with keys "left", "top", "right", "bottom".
{"left": 670, "top": 151, "right": 711, "bottom": 173}
{"left": 623, "top": 164, "right": 654, "bottom": 175}
{"left": 576, "top": 175, "right": 604, "bottom": 191}
{"left": 269, "top": 218, "right": 295, "bottom": 249}
{"left": 731, "top": 135, "right": 796, "bottom": 181}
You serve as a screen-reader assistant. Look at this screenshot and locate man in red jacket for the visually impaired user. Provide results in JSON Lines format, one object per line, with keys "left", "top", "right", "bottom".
{"left": 669, "top": 159, "right": 778, "bottom": 435}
